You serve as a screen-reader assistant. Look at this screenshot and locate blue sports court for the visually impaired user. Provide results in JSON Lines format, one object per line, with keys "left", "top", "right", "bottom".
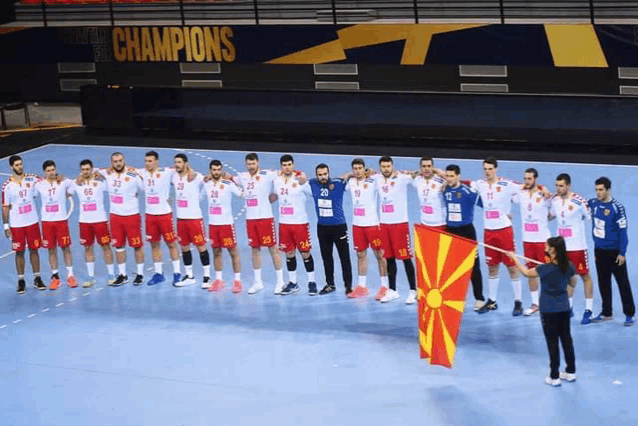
{"left": 1, "top": 143, "right": 637, "bottom": 426}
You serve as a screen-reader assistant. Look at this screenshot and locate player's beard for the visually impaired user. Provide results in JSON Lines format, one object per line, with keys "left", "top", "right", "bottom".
{"left": 211, "top": 172, "right": 221, "bottom": 180}
{"left": 114, "top": 165, "right": 124, "bottom": 173}
{"left": 382, "top": 171, "right": 392, "bottom": 178}
{"left": 319, "top": 177, "right": 329, "bottom": 184}
{"left": 12, "top": 167, "right": 23, "bottom": 176}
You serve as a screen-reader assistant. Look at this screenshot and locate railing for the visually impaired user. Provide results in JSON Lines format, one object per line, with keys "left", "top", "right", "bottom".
{"left": 12, "top": 0, "right": 638, "bottom": 27}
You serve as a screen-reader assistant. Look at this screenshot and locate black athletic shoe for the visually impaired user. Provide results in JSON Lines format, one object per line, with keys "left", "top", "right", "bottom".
{"left": 319, "top": 284, "right": 336, "bottom": 295}
{"left": 345, "top": 285, "right": 353, "bottom": 296}
{"left": 34, "top": 276, "right": 46, "bottom": 291}
{"left": 281, "top": 282, "right": 300, "bottom": 295}
{"left": 512, "top": 300, "right": 523, "bottom": 317}
{"left": 110, "top": 274, "right": 128, "bottom": 286}
{"left": 17, "top": 279, "right": 26, "bottom": 294}
{"left": 477, "top": 299, "right": 498, "bottom": 314}
{"left": 308, "top": 282, "right": 318, "bottom": 296}
{"left": 133, "top": 274, "right": 144, "bottom": 286}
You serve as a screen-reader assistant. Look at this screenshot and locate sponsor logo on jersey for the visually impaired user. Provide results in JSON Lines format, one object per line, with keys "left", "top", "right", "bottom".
{"left": 457, "top": 192, "right": 461, "bottom": 198}
{"left": 569, "top": 205, "right": 574, "bottom": 211}
{"left": 220, "top": 184, "right": 224, "bottom": 189}
{"left": 329, "top": 184, "right": 334, "bottom": 190}
{"left": 604, "top": 209, "right": 610, "bottom": 216}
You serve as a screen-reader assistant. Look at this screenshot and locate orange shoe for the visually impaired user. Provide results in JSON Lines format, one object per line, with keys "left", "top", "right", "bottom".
{"left": 67, "top": 276, "right": 78, "bottom": 288}
{"left": 49, "top": 277, "right": 60, "bottom": 290}
{"left": 208, "top": 279, "right": 225, "bottom": 292}
{"left": 375, "top": 286, "right": 388, "bottom": 301}
{"left": 231, "top": 280, "right": 242, "bottom": 293}
{"left": 347, "top": 285, "right": 369, "bottom": 298}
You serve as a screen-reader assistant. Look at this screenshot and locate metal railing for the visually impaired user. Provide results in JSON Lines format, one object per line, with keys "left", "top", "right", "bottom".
{"left": 12, "top": 0, "right": 638, "bottom": 26}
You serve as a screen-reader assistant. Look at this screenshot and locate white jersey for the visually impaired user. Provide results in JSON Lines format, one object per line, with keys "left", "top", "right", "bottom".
{"left": 237, "top": 170, "right": 277, "bottom": 220}
{"left": 172, "top": 172, "right": 204, "bottom": 219}
{"left": 472, "top": 178, "right": 519, "bottom": 230}
{"left": 513, "top": 186, "right": 551, "bottom": 243}
{"left": 550, "top": 193, "right": 590, "bottom": 251}
{"left": 137, "top": 167, "right": 175, "bottom": 216}
{"left": 346, "top": 177, "right": 379, "bottom": 227}
{"left": 373, "top": 173, "right": 412, "bottom": 225}
{"left": 412, "top": 174, "right": 447, "bottom": 227}
{"left": 204, "top": 179, "right": 242, "bottom": 226}
{"left": 98, "top": 167, "right": 143, "bottom": 216}
{"left": 273, "top": 175, "right": 312, "bottom": 225}
{"left": 34, "top": 178, "right": 73, "bottom": 222}
{"left": 71, "top": 179, "right": 108, "bottom": 223}
{"left": 2, "top": 175, "right": 40, "bottom": 228}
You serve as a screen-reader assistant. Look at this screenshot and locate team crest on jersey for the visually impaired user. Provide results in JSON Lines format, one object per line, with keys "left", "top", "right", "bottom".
{"left": 292, "top": 183, "right": 297, "bottom": 188}
{"left": 93, "top": 182, "right": 98, "bottom": 187}
{"left": 431, "top": 184, "right": 436, "bottom": 189}
{"left": 496, "top": 186, "right": 501, "bottom": 192}
{"left": 156, "top": 173, "right": 160, "bottom": 178}
{"left": 364, "top": 184, "right": 368, "bottom": 189}
{"left": 536, "top": 198, "right": 541, "bottom": 203}
{"left": 604, "top": 209, "right": 610, "bottom": 216}
{"left": 26, "top": 183, "right": 30, "bottom": 188}
{"left": 220, "top": 184, "right": 224, "bottom": 189}
{"left": 569, "top": 205, "right": 574, "bottom": 211}
{"left": 125, "top": 177, "right": 130, "bottom": 182}
{"left": 456, "top": 192, "right": 461, "bottom": 198}
{"left": 329, "top": 184, "right": 334, "bottom": 190}
{"left": 391, "top": 181, "right": 395, "bottom": 186}
{"left": 255, "top": 176, "right": 260, "bottom": 181}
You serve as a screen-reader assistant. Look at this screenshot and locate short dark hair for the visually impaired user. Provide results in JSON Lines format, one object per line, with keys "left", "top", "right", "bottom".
{"left": 174, "top": 153, "right": 188, "bottom": 163}
{"left": 483, "top": 157, "right": 498, "bottom": 168}
{"left": 420, "top": 156, "right": 433, "bottom": 165}
{"left": 80, "top": 159, "right": 93, "bottom": 168}
{"left": 595, "top": 176, "right": 611, "bottom": 190}
{"left": 351, "top": 158, "right": 365, "bottom": 168}
{"left": 9, "top": 155, "right": 21, "bottom": 167}
{"left": 209, "top": 159, "right": 222, "bottom": 168}
{"left": 145, "top": 150, "right": 159, "bottom": 160}
{"left": 315, "top": 163, "right": 329, "bottom": 173}
{"left": 42, "top": 160, "right": 56, "bottom": 171}
{"left": 525, "top": 168, "right": 538, "bottom": 178}
{"left": 556, "top": 173, "right": 571, "bottom": 185}
{"left": 245, "top": 153, "right": 259, "bottom": 162}
{"left": 111, "top": 152, "right": 124, "bottom": 159}
{"left": 280, "top": 154, "right": 294, "bottom": 164}
{"left": 446, "top": 164, "right": 461, "bottom": 175}
{"left": 379, "top": 155, "right": 393, "bottom": 164}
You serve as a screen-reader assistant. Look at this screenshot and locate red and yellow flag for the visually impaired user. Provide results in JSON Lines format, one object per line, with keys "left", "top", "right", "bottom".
{"left": 414, "top": 224, "right": 478, "bottom": 368}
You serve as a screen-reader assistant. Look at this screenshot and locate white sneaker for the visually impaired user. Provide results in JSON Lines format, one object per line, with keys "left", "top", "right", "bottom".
{"left": 175, "top": 275, "right": 196, "bottom": 287}
{"left": 524, "top": 304, "right": 539, "bottom": 316}
{"left": 559, "top": 372, "right": 576, "bottom": 382}
{"left": 474, "top": 300, "right": 486, "bottom": 311}
{"left": 248, "top": 282, "right": 264, "bottom": 294}
{"left": 201, "top": 277, "right": 213, "bottom": 289}
{"left": 544, "top": 376, "right": 561, "bottom": 387}
{"left": 381, "top": 289, "right": 400, "bottom": 303}
{"left": 274, "top": 282, "right": 284, "bottom": 294}
{"left": 405, "top": 290, "right": 417, "bottom": 305}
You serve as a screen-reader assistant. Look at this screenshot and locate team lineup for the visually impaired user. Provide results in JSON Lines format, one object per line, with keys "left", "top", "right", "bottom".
{"left": 2, "top": 151, "right": 635, "bottom": 325}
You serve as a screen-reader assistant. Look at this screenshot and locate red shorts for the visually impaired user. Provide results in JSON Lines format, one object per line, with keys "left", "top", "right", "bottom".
{"left": 380, "top": 222, "right": 412, "bottom": 259}
{"left": 523, "top": 241, "right": 548, "bottom": 269}
{"left": 353, "top": 225, "right": 383, "bottom": 252}
{"left": 79, "top": 221, "right": 111, "bottom": 246}
{"left": 110, "top": 213, "right": 143, "bottom": 249}
{"left": 11, "top": 223, "right": 42, "bottom": 252}
{"left": 145, "top": 213, "right": 176, "bottom": 243}
{"left": 279, "top": 223, "right": 311, "bottom": 253}
{"left": 484, "top": 227, "right": 516, "bottom": 267}
{"left": 177, "top": 218, "right": 206, "bottom": 246}
{"left": 42, "top": 220, "right": 71, "bottom": 249}
{"left": 567, "top": 250, "right": 589, "bottom": 275}
{"left": 209, "top": 224, "right": 237, "bottom": 249}
{"left": 246, "top": 218, "right": 276, "bottom": 248}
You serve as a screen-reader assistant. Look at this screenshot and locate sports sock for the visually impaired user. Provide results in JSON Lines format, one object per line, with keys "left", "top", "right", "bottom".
{"left": 154, "top": 262, "right": 162, "bottom": 274}
{"left": 86, "top": 262, "right": 95, "bottom": 278}
{"left": 511, "top": 278, "right": 522, "bottom": 301}
{"left": 488, "top": 276, "right": 499, "bottom": 301}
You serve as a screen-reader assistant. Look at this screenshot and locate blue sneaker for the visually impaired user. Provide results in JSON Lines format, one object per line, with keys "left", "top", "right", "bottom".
{"left": 280, "top": 282, "right": 300, "bottom": 295}
{"left": 172, "top": 273, "right": 181, "bottom": 286}
{"left": 147, "top": 273, "right": 165, "bottom": 286}
{"left": 581, "top": 310, "right": 593, "bottom": 325}
{"left": 624, "top": 316, "right": 635, "bottom": 327}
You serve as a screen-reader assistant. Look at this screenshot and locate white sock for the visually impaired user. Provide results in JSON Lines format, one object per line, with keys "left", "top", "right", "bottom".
{"left": 118, "top": 263, "right": 126, "bottom": 275}
{"left": 254, "top": 268, "right": 262, "bottom": 284}
{"left": 52, "top": 269, "right": 58, "bottom": 275}
{"left": 234, "top": 272, "right": 241, "bottom": 281}
{"left": 185, "top": 265, "right": 193, "bottom": 277}
{"left": 380, "top": 276, "right": 389, "bottom": 288}
{"left": 569, "top": 297, "right": 573, "bottom": 308}
{"left": 531, "top": 290, "right": 539, "bottom": 306}
{"left": 203, "top": 265, "right": 211, "bottom": 278}
{"left": 154, "top": 262, "right": 162, "bottom": 274}
{"left": 86, "top": 262, "right": 95, "bottom": 278}
{"left": 288, "top": 270, "right": 297, "bottom": 284}
{"left": 511, "top": 278, "right": 522, "bottom": 301}
{"left": 172, "top": 260, "right": 181, "bottom": 274}
{"left": 66, "top": 266, "right": 74, "bottom": 277}
{"left": 275, "top": 268, "right": 284, "bottom": 285}
{"left": 107, "top": 263, "right": 114, "bottom": 275}
{"left": 489, "top": 277, "right": 499, "bottom": 301}
{"left": 358, "top": 275, "right": 367, "bottom": 287}
{"left": 215, "top": 270, "right": 223, "bottom": 280}
{"left": 136, "top": 263, "right": 144, "bottom": 276}
{"left": 586, "top": 298, "right": 593, "bottom": 311}
{"left": 307, "top": 271, "right": 316, "bottom": 282}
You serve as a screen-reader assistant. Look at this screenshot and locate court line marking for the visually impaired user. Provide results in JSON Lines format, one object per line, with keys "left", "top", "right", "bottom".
{"left": 42, "top": 308, "right": 50, "bottom": 312}
{"left": 0, "top": 143, "right": 54, "bottom": 163}
{"left": 13, "top": 319, "right": 21, "bottom": 324}
{"left": 27, "top": 313, "right": 36, "bottom": 318}
{"left": 55, "top": 302, "right": 64, "bottom": 307}
{"left": 0, "top": 325, "right": 6, "bottom": 329}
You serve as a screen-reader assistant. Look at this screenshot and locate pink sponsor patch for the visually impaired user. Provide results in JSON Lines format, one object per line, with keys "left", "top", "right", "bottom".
{"left": 381, "top": 204, "right": 395, "bottom": 213}
{"left": 354, "top": 207, "right": 365, "bottom": 216}
{"left": 177, "top": 200, "right": 188, "bottom": 208}
{"left": 280, "top": 206, "right": 294, "bottom": 215}
{"left": 422, "top": 205, "right": 433, "bottom": 214}
{"left": 83, "top": 203, "right": 97, "bottom": 212}
{"left": 558, "top": 228, "right": 572, "bottom": 238}
{"left": 18, "top": 204, "right": 32, "bottom": 214}
{"left": 45, "top": 205, "right": 59, "bottom": 213}
{"left": 209, "top": 206, "right": 222, "bottom": 215}
{"left": 147, "top": 196, "right": 160, "bottom": 204}
{"left": 524, "top": 223, "right": 539, "bottom": 232}
{"left": 485, "top": 211, "right": 500, "bottom": 219}
{"left": 111, "top": 195, "right": 123, "bottom": 204}
{"left": 246, "top": 198, "right": 258, "bottom": 207}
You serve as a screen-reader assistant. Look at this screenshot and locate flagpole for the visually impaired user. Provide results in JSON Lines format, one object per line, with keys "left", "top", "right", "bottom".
{"left": 477, "top": 241, "right": 544, "bottom": 265}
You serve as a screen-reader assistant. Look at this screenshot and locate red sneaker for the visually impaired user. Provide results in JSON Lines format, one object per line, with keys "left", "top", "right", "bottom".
{"left": 375, "top": 286, "right": 388, "bottom": 301}
{"left": 347, "top": 285, "right": 369, "bottom": 298}
{"left": 49, "top": 277, "right": 60, "bottom": 290}
{"left": 67, "top": 276, "right": 78, "bottom": 288}
{"left": 208, "top": 279, "right": 225, "bottom": 292}
{"left": 231, "top": 280, "right": 242, "bottom": 293}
